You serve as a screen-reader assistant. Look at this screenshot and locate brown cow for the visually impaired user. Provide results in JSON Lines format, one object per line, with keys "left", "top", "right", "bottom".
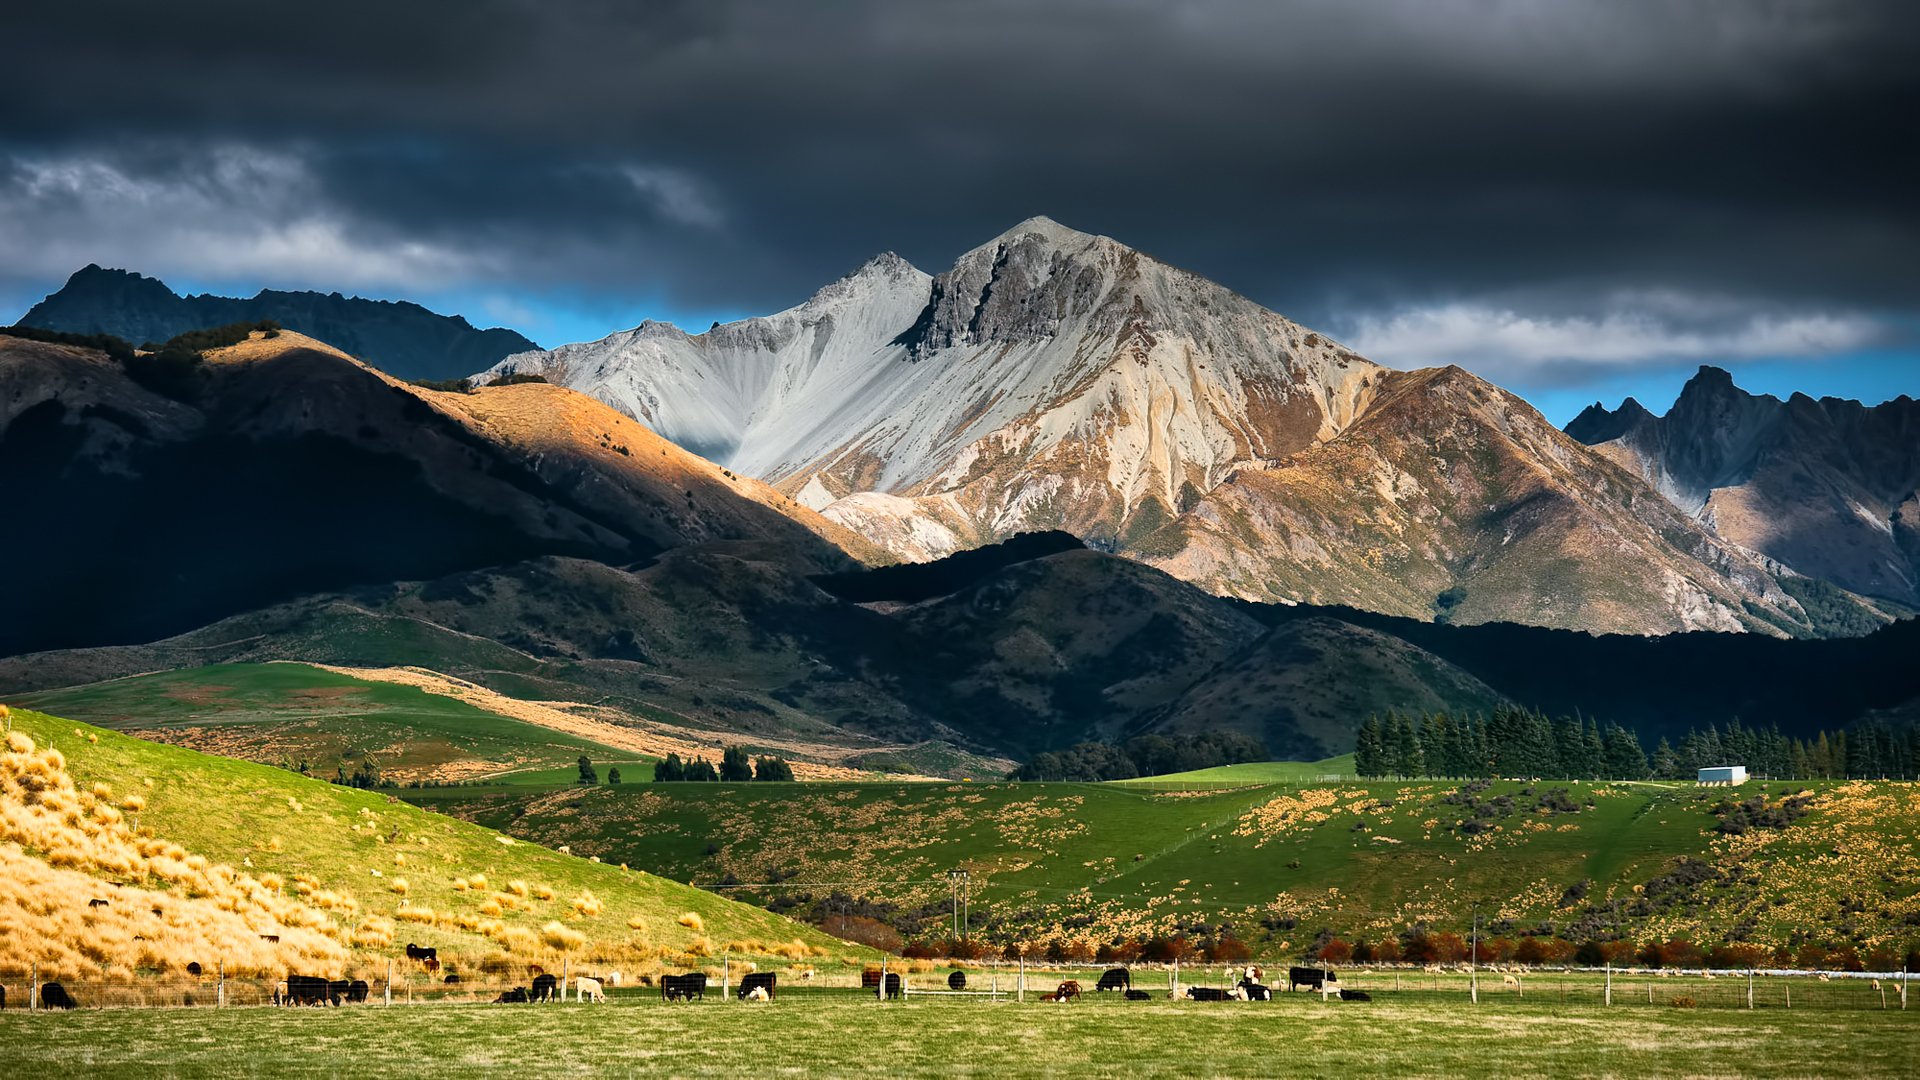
{"left": 1053, "top": 980, "right": 1082, "bottom": 1002}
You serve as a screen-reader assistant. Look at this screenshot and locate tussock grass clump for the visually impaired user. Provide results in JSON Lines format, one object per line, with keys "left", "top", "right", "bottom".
{"left": 0, "top": 726, "right": 347, "bottom": 979}
{"left": 571, "top": 889, "right": 603, "bottom": 918}
{"left": 678, "top": 912, "right": 704, "bottom": 932}
{"left": 541, "top": 921, "right": 587, "bottom": 951}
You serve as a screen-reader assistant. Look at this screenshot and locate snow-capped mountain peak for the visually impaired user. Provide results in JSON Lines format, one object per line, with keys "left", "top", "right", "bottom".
{"left": 486, "top": 216, "right": 1383, "bottom": 558}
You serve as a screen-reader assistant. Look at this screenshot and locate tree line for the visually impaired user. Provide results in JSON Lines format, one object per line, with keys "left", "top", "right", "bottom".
{"left": 1357, "top": 709, "right": 1920, "bottom": 781}
{"left": 1650, "top": 718, "right": 1920, "bottom": 781}
{"left": 1354, "top": 708, "right": 1648, "bottom": 780}
{"left": 1010, "top": 732, "right": 1266, "bottom": 781}
{"left": 652, "top": 746, "right": 794, "bottom": 782}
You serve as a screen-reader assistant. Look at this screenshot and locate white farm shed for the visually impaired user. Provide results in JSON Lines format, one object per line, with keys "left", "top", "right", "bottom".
{"left": 1697, "top": 765, "right": 1749, "bottom": 785}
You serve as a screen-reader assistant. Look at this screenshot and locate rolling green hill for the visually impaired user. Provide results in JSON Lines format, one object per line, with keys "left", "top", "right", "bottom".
{"left": 14, "top": 662, "right": 646, "bottom": 784}
{"left": 409, "top": 776, "right": 1920, "bottom": 963}
{"left": 0, "top": 705, "right": 855, "bottom": 982}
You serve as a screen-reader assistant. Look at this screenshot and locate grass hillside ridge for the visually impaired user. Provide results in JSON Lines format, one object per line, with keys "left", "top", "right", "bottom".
{"left": 0, "top": 706, "right": 856, "bottom": 983}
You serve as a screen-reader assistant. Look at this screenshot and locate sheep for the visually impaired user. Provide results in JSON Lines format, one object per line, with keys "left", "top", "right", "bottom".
{"left": 1871, "top": 979, "right": 1882, "bottom": 992}
{"left": 1817, "top": 973, "right": 1831, "bottom": 983}
{"left": 1501, "top": 974, "right": 1519, "bottom": 988}
{"left": 604, "top": 970, "right": 623, "bottom": 988}
{"left": 744, "top": 985, "right": 770, "bottom": 1001}
{"left": 798, "top": 968, "right": 815, "bottom": 981}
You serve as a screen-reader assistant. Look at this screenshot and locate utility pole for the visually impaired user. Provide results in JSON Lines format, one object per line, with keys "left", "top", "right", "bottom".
{"left": 1470, "top": 904, "right": 1479, "bottom": 1004}
{"left": 947, "top": 869, "right": 970, "bottom": 940}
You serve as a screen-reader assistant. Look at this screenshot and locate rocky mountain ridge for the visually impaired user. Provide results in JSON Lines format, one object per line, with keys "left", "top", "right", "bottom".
{"left": 490, "top": 218, "right": 1852, "bottom": 635}
{"left": 1570, "top": 366, "right": 1920, "bottom": 608}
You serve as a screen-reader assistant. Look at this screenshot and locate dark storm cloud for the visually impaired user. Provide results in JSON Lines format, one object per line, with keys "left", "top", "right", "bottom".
{"left": 1, "top": 0, "right": 1915, "bottom": 382}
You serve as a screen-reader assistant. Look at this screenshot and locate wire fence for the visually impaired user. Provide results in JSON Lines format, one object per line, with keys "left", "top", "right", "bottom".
{"left": 0, "top": 957, "right": 1909, "bottom": 1013}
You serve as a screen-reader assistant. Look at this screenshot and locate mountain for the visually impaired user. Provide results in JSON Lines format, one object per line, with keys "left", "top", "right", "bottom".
{"left": 1568, "top": 366, "right": 1920, "bottom": 611}
{"left": 0, "top": 329, "right": 862, "bottom": 656}
{"left": 488, "top": 217, "right": 1378, "bottom": 556}
{"left": 494, "top": 217, "right": 1843, "bottom": 635}
{"left": 19, "top": 264, "right": 538, "bottom": 380}
{"left": 1142, "top": 365, "right": 1804, "bottom": 634}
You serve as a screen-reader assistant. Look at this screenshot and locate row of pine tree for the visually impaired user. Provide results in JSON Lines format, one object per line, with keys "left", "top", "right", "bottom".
{"left": 1354, "top": 710, "right": 1920, "bottom": 781}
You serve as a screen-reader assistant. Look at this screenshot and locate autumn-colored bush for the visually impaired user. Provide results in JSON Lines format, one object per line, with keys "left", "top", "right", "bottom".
{"left": 1209, "top": 935, "right": 1255, "bottom": 963}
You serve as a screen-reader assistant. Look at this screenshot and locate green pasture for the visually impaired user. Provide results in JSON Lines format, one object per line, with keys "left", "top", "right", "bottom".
{"left": 0, "top": 991, "right": 1911, "bottom": 1078}
{"left": 406, "top": 774, "right": 1920, "bottom": 950}
{"left": 15, "top": 663, "right": 634, "bottom": 780}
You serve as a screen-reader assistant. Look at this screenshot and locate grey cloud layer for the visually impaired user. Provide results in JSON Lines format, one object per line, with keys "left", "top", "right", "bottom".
{"left": 1, "top": 0, "right": 1913, "bottom": 377}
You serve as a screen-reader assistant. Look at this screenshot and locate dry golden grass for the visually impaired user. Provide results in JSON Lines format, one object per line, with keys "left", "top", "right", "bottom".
{"left": 0, "top": 730, "right": 347, "bottom": 979}
{"left": 304, "top": 664, "right": 882, "bottom": 780}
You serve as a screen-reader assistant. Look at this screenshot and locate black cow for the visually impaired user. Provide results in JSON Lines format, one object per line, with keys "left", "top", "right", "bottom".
{"left": 259, "top": 934, "right": 280, "bottom": 944}
{"left": 284, "top": 974, "right": 336, "bottom": 1006}
{"left": 1289, "top": 966, "right": 1336, "bottom": 991}
{"left": 661, "top": 973, "right": 707, "bottom": 1001}
{"left": 1340, "top": 988, "right": 1372, "bottom": 1002}
{"left": 186, "top": 962, "right": 203, "bottom": 977}
{"left": 1, "top": 985, "right": 7, "bottom": 1010}
{"left": 737, "top": 972, "right": 777, "bottom": 1000}
{"left": 444, "top": 974, "right": 462, "bottom": 985}
{"left": 860, "top": 969, "right": 903, "bottom": 999}
{"left": 1239, "top": 981, "right": 1272, "bottom": 1001}
{"left": 405, "top": 943, "right": 437, "bottom": 964}
{"left": 329, "top": 979, "right": 351, "bottom": 1004}
{"left": 1124, "top": 989, "right": 1152, "bottom": 1001}
{"left": 948, "top": 971, "right": 966, "bottom": 991}
{"left": 39, "top": 982, "right": 77, "bottom": 1010}
{"left": 531, "top": 973, "right": 558, "bottom": 1002}
{"left": 347, "top": 980, "right": 370, "bottom": 1003}
{"left": 1184, "top": 986, "right": 1235, "bottom": 1001}
{"left": 493, "top": 987, "right": 530, "bottom": 1004}
{"left": 1095, "top": 968, "right": 1131, "bottom": 992}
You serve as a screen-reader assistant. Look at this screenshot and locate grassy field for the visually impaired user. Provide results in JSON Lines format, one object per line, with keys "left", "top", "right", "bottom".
{"left": 0, "top": 706, "right": 855, "bottom": 984}
{"left": 0, "top": 993, "right": 1911, "bottom": 1078}
{"left": 407, "top": 776, "right": 1920, "bottom": 955}
{"left": 15, "top": 663, "right": 646, "bottom": 783}
{"left": 1115, "top": 755, "right": 1356, "bottom": 784}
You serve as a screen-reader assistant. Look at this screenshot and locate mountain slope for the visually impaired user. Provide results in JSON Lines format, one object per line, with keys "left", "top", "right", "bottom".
{"left": 498, "top": 218, "right": 1853, "bottom": 635}
{"left": 490, "top": 216, "right": 1380, "bottom": 561}
{"left": 0, "top": 330, "right": 859, "bottom": 656}
{"left": 1568, "top": 366, "right": 1920, "bottom": 609}
{"left": 1144, "top": 366, "right": 1807, "bottom": 634}
{"left": 19, "top": 264, "right": 539, "bottom": 381}
{"left": 0, "top": 705, "right": 849, "bottom": 984}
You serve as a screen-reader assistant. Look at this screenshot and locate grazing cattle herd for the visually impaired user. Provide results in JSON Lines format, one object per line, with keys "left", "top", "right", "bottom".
{"left": 1, "top": 958, "right": 1383, "bottom": 1011}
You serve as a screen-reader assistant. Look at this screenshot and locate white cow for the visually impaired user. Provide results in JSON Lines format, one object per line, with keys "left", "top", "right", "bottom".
{"left": 575, "top": 977, "right": 605, "bottom": 1003}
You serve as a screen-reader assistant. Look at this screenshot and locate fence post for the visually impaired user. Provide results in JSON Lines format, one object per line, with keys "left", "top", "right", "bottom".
{"left": 1747, "top": 968, "right": 1754, "bottom": 1010}
{"left": 879, "top": 955, "right": 886, "bottom": 1003}
{"left": 991, "top": 959, "right": 998, "bottom": 1000}
{"left": 562, "top": 958, "right": 570, "bottom": 1003}
{"left": 385, "top": 960, "right": 392, "bottom": 1007}
{"left": 1784, "top": 982, "right": 1790, "bottom": 1009}
{"left": 1018, "top": 955, "right": 1025, "bottom": 1002}
{"left": 30, "top": 962, "right": 38, "bottom": 1011}
{"left": 1605, "top": 962, "right": 1611, "bottom": 1006}
{"left": 217, "top": 961, "right": 226, "bottom": 1008}
{"left": 1171, "top": 957, "right": 1177, "bottom": 999}
{"left": 722, "top": 954, "right": 729, "bottom": 1003}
